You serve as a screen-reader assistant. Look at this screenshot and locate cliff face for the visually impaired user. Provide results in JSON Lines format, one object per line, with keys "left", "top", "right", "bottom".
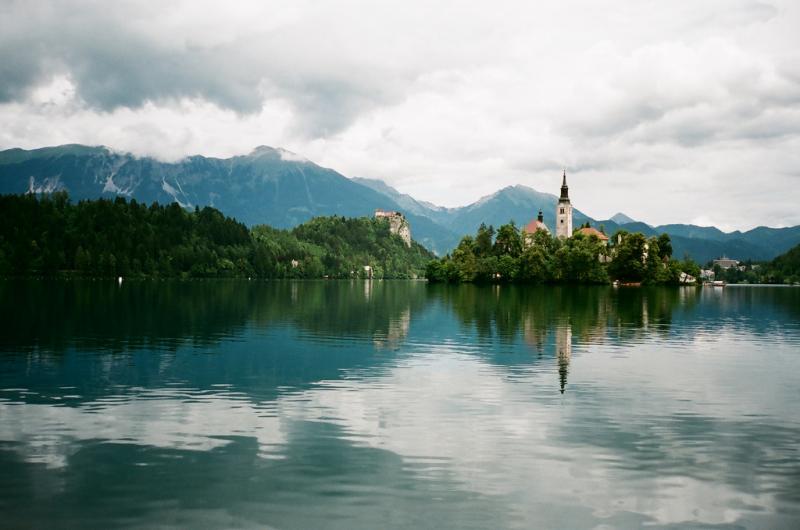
{"left": 392, "top": 216, "right": 412, "bottom": 247}
{"left": 375, "top": 210, "right": 412, "bottom": 247}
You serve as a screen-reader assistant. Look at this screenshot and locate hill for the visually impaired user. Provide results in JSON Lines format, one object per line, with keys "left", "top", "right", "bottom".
{"left": 761, "top": 243, "right": 800, "bottom": 284}
{"left": 0, "top": 194, "right": 433, "bottom": 279}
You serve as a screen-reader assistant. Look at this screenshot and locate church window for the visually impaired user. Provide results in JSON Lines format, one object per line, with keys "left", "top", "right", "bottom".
{"left": 560, "top": 208, "right": 565, "bottom": 214}
{"left": 560, "top": 220, "right": 564, "bottom": 224}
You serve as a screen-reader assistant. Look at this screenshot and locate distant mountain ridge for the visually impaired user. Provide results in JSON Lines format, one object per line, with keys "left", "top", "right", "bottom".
{"left": 1, "top": 144, "right": 798, "bottom": 262}
{"left": 352, "top": 179, "right": 800, "bottom": 263}
{"left": 351, "top": 177, "right": 453, "bottom": 226}
{"left": 0, "top": 144, "right": 460, "bottom": 254}
{"left": 610, "top": 212, "right": 636, "bottom": 224}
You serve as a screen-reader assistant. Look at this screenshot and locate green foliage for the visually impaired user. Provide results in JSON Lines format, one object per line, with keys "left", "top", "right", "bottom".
{"left": 427, "top": 223, "right": 699, "bottom": 285}
{"left": 0, "top": 194, "right": 433, "bottom": 279}
{"left": 657, "top": 233, "right": 673, "bottom": 260}
{"left": 607, "top": 231, "right": 698, "bottom": 285}
{"left": 288, "top": 215, "right": 433, "bottom": 279}
{"left": 607, "top": 231, "right": 647, "bottom": 282}
{"left": 474, "top": 223, "right": 494, "bottom": 257}
{"left": 493, "top": 221, "right": 523, "bottom": 258}
{"left": 760, "top": 244, "right": 800, "bottom": 284}
{"left": 553, "top": 234, "right": 609, "bottom": 284}
{"left": 429, "top": 222, "right": 609, "bottom": 284}
{"left": 713, "top": 244, "right": 800, "bottom": 284}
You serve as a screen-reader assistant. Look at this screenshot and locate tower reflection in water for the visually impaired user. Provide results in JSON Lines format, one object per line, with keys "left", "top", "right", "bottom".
{"left": 556, "top": 323, "right": 572, "bottom": 394}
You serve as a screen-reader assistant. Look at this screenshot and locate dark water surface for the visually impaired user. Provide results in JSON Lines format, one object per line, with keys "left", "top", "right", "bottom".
{"left": 1, "top": 280, "right": 799, "bottom": 529}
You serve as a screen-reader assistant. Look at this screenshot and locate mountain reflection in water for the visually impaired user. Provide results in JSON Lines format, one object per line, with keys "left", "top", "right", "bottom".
{"left": 1, "top": 280, "right": 799, "bottom": 529}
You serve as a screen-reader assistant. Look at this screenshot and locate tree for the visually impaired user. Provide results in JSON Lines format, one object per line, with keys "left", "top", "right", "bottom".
{"left": 0, "top": 195, "right": 434, "bottom": 280}
{"left": 452, "top": 236, "right": 478, "bottom": 281}
{"left": 493, "top": 222, "right": 523, "bottom": 258}
{"left": 608, "top": 231, "right": 647, "bottom": 282}
{"left": 657, "top": 233, "right": 673, "bottom": 260}
{"left": 475, "top": 223, "right": 494, "bottom": 257}
{"left": 518, "top": 244, "right": 552, "bottom": 283}
{"left": 74, "top": 246, "right": 90, "bottom": 272}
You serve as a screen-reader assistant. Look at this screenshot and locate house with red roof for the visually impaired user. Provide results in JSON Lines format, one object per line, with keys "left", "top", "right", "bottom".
{"left": 576, "top": 226, "right": 609, "bottom": 245}
{"left": 523, "top": 210, "right": 550, "bottom": 246}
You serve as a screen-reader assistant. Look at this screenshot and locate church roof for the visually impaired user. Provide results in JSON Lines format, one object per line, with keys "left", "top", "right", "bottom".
{"left": 577, "top": 226, "right": 608, "bottom": 240}
{"left": 523, "top": 219, "right": 550, "bottom": 234}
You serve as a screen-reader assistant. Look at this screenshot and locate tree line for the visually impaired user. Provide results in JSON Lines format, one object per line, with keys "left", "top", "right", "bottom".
{"left": 0, "top": 193, "right": 432, "bottom": 279}
{"left": 425, "top": 222, "right": 701, "bottom": 285}
{"left": 709, "top": 245, "right": 800, "bottom": 285}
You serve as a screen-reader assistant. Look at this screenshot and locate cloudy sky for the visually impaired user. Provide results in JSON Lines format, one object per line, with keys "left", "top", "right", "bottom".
{"left": 1, "top": 0, "right": 798, "bottom": 230}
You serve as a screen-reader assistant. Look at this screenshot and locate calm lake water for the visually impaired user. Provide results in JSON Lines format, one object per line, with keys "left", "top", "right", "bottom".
{"left": 1, "top": 280, "right": 799, "bottom": 529}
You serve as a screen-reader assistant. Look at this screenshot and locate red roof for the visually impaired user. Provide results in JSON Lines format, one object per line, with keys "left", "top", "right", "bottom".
{"left": 523, "top": 219, "right": 549, "bottom": 234}
{"left": 577, "top": 227, "right": 609, "bottom": 240}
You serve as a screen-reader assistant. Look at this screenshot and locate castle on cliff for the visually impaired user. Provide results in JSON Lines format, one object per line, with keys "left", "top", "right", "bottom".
{"left": 375, "top": 209, "right": 412, "bottom": 247}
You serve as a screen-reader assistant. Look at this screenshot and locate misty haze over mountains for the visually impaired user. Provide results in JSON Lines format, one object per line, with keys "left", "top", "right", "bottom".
{"left": 2, "top": 144, "right": 798, "bottom": 262}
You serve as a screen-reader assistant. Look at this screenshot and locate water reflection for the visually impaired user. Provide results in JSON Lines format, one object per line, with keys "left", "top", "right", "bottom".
{"left": 1, "top": 281, "right": 799, "bottom": 529}
{"left": 0, "top": 279, "right": 428, "bottom": 354}
{"left": 556, "top": 324, "right": 571, "bottom": 394}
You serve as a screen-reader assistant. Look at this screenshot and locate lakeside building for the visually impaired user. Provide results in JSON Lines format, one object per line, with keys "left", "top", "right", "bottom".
{"left": 525, "top": 170, "right": 607, "bottom": 244}
{"left": 713, "top": 256, "right": 740, "bottom": 269}
{"left": 524, "top": 170, "right": 576, "bottom": 242}
{"left": 576, "top": 226, "right": 609, "bottom": 245}
{"left": 522, "top": 210, "right": 550, "bottom": 246}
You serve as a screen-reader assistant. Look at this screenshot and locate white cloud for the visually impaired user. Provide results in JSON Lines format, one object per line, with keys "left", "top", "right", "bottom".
{"left": 1, "top": 0, "right": 799, "bottom": 229}
{"left": 3, "top": 334, "right": 791, "bottom": 526}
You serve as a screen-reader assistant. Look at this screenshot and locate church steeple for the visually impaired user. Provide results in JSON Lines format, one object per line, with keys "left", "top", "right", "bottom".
{"left": 555, "top": 168, "right": 573, "bottom": 238}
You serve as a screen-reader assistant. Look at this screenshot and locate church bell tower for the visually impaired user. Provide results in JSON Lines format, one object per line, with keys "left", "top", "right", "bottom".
{"left": 556, "top": 169, "right": 573, "bottom": 239}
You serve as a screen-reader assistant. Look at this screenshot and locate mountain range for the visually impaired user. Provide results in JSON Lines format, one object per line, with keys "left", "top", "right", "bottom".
{"left": 2, "top": 144, "right": 798, "bottom": 262}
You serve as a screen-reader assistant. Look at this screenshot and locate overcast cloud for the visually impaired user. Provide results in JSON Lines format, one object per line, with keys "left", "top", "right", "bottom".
{"left": 1, "top": 0, "right": 798, "bottom": 230}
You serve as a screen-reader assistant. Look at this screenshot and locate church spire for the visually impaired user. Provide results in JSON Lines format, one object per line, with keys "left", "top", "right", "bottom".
{"left": 560, "top": 169, "right": 569, "bottom": 201}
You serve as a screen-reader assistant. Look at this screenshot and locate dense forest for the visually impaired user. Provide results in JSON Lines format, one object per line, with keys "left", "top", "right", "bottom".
{"left": 765, "top": 244, "right": 800, "bottom": 283}
{"left": 425, "top": 222, "right": 701, "bottom": 285}
{"left": 4, "top": 193, "right": 796, "bottom": 285}
{"left": 0, "top": 193, "right": 433, "bottom": 279}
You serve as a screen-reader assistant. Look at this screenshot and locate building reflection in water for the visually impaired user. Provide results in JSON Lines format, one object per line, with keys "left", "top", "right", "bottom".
{"left": 363, "top": 278, "right": 372, "bottom": 301}
{"left": 374, "top": 308, "right": 411, "bottom": 350}
{"left": 556, "top": 323, "right": 572, "bottom": 394}
{"left": 524, "top": 316, "right": 574, "bottom": 394}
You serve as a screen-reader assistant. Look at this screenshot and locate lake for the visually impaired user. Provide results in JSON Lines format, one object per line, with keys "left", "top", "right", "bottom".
{"left": 1, "top": 280, "right": 799, "bottom": 529}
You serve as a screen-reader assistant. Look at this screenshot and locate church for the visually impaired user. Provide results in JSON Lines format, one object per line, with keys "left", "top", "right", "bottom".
{"left": 522, "top": 170, "right": 573, "bottom": 242}
{"left": 523, "top": 170, "right": 609, "bottom": 245}
{"left": 555, "top": 169, "right": 573, "bottom": 238}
